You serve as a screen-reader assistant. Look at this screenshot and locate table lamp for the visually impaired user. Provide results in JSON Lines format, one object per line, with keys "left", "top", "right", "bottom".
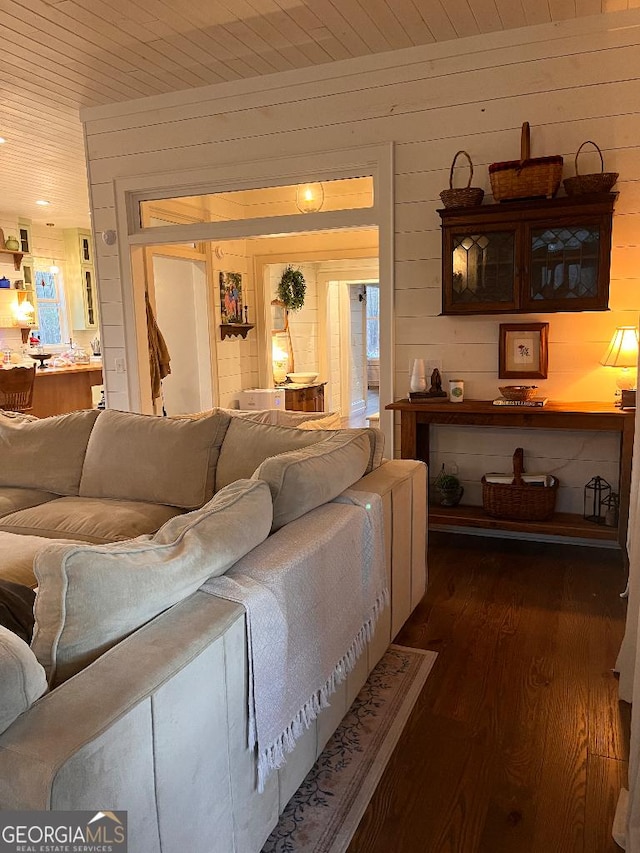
{"left": 272, "top": 337, "right": 290, "bottom": 384}
{"left": 601, "top": 326, "right": 639, "bottom": 405}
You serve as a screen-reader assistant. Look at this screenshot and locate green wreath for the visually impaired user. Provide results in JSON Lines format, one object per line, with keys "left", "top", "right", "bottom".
{"left": 277, "top": 266, "right": 306, "bottom": 312}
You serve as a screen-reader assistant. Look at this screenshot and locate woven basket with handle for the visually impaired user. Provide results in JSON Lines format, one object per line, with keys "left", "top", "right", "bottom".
{"left": 563, "top": 140, "right": 618, "bottom": 196}
{"left": 439, "top": 150, "right": 484, "bottom": 209}
{"left": 489, "top": 123, "right": 563, "bottom": 202}
{"left": 481, "top": 447, "right": 559, "bottom": 521}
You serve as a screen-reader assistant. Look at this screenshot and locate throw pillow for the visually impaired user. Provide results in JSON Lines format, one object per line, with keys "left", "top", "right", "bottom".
{"left": 32, "top": 478, "right": 273, "bottom": 686}
{"left": 0, "top": 409, "right": 100, "bottom": 496}
{"left": 0, "top": 626, "right": 47, "bottom": 735}
{"left": 79, "top": 409, "right": 232, "bottom": 509}
{"left": 252, "top": 431, "right": 371, "bottom": 531}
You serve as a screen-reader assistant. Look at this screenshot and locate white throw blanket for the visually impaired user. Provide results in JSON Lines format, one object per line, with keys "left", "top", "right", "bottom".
{"left": 200, "top": 490, "right": 388, "bottom": 791}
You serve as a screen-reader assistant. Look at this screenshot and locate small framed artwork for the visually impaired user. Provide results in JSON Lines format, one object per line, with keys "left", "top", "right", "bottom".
{"left": 499, "top": 322, "right": 549, "bottom": 379}
{"left": 219, "top": 271, "right": 244, "bottom": 324}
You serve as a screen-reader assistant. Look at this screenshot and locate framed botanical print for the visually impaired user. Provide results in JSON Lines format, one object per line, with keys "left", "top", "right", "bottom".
{"left": 499, "top": 322, "right": 549, "bottom": 379}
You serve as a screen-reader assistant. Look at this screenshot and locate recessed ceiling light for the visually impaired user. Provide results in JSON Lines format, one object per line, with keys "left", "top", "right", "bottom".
{"left": 36, "top": 200, "right": 50, "bottom": 206}
{"left": 0, "top": 138, "right": 6, "bottom": 145}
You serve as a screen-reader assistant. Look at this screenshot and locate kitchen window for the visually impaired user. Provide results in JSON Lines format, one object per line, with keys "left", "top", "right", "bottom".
{"left": 34, "top": 267, "right": 68, "bottom": 346}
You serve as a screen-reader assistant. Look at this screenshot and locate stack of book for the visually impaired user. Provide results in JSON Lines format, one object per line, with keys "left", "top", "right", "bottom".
{"left": 492, "top": 396, "right": 548, "bottom": 407}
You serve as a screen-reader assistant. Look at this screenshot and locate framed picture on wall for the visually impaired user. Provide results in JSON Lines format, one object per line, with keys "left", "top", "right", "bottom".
{"left": 499, "top": 322, "right": 549, "bottom": 379}
{"left": 219, "top": 271, "right": 244, "bottom": 324}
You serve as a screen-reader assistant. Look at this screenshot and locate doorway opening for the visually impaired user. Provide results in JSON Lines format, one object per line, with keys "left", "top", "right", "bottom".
{"left": 137, "top": 228, "right": 379, "bottom": 424}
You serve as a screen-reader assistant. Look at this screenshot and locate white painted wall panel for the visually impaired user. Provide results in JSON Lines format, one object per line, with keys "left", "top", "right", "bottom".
{"left": 83, "top": 13, "right": 640, "bottom": 522}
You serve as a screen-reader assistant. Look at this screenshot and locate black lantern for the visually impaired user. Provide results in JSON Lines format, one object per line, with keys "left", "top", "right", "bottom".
{"left": 602, "top": 492, "right": 620, "bottom": 528}
{"left": 584, "top": 476, "right": 612, "bottom": 524}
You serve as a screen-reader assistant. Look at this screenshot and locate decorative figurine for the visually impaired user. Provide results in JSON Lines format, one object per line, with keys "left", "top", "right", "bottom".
{"left": 426, "top": 368, "right": 447, "bottom": 398}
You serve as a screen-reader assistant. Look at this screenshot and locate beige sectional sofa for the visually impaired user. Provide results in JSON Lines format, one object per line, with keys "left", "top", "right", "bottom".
{"left": 0, "top": 406, "right": 428, "bottom": 852}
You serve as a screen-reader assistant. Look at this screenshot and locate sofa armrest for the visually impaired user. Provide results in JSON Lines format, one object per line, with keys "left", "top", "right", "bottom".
{"left": 349, "top": 460, "right": 427, "bottom": 636}
{"left": 0, "top": 592, "right": 246, "bottom": 853}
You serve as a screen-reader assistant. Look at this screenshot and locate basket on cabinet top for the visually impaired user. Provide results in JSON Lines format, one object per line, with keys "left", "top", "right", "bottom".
{"left": 481, "top": 447, "right": 559, "bottom": 522}
{"left": 439, "top": 150, "right": 484, "bottom": 209}
{"left": 563, "top": 140, "right": 618, "bottom": 196}
{"left": 489, "top": 122, "right": 563, "bottom": 202}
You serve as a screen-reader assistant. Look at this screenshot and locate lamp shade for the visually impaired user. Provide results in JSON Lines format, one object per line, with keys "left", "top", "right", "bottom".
{"left": 601, "top": 326, "right": 639, "bottom": 368}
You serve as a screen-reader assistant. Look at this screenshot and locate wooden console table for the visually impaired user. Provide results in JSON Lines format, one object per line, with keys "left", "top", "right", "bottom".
{"left": 386, "top": 399, "right": 635, "bottom": 548}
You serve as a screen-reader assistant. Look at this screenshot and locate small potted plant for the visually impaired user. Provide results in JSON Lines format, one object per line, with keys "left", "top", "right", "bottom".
{"left": 435, "top": 473, "right": 464, "bottom": 507}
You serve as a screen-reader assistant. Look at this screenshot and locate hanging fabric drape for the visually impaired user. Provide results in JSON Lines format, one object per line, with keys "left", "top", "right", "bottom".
{"left": 613, "top": 315, "right": 640, "bottom": 850}
{"left": 145, "top": 291, "right": 171, "bottom": 402}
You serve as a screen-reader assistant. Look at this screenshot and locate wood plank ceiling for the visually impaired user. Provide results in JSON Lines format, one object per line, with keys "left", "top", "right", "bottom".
{"left": 0, "top": 0, "right": 633, "bottom": 228}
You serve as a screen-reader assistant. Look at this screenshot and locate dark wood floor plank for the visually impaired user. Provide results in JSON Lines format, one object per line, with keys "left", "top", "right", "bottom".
{"left": 348, "top": 533, "right": 628, "bottom": 853}
{"left": 477, "top": 556, "right": 562, "bottom": 852}
{"left": 585, "top": 754, "right": 628, "bottom": 853}
{"left": 529, "top": 590, "right": 590, "bottom": 852}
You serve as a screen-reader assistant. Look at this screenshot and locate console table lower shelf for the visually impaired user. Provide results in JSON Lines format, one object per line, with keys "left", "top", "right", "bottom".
{"left": 386, "top": 398, "right": 634, "bottom": 550}
{"left": 429, "top": 503, "right": 618, "bottom": 541}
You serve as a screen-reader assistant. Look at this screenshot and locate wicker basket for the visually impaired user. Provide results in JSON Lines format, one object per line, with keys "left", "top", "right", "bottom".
{"left": 489, "top": 123, "right": 563, "bottom": 202}
{"left": 481, "top": 447, "right": 559, "bottom": 521}
{"left": 498, "top": 385, "right": 538, "bottom": 401}
{"left": 563, "top": 140, "right": 618, "bottom": 196}
{"left": 439, "top": 150, "right": 485, "bottom": 209}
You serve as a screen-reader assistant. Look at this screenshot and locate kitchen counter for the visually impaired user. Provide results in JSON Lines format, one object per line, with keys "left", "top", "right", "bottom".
{"left": 29, "top": 361, "right": 102, "bottom": 376}
{"left": 28, "top": 360, "right": 103, "bottom": 417}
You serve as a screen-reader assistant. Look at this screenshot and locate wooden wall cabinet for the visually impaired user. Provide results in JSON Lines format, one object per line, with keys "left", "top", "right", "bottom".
{"left": 439, "top": 194, "right": 616, "bottom": 315}
{"left": 64, "top": 229, "right": 98, "bottom": 330}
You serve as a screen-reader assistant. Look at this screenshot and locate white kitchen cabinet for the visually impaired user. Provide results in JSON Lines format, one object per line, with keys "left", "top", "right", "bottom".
{"left": 64, "top": 229, "right": 98, "bottom": 330}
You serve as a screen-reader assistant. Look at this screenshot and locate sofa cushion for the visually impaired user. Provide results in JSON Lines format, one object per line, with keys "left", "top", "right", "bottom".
{"left": 0, "top": 497, "right": 185, "bottom": 544}
{"left": 79, "top": 409, "right": 232, "bottom": 509}
{"left": 216, "top": 418, "right": 383, "bottom": 491}
{"left": 0, "top": 626, "right": 47, "bottom": 735}
{"left": 0, "top": 409, "right": 99, "bottom": 496}
{"left": 273, "top": 409, "right": 339, "bottom": 427}
{"left": 0, "top": 487, "right": 58, "bottom": 519}
{"left": 0, "top": 532, "right": 83, "bottom": 588}
{"left": 176, "top": 407, "right": 275, "bottom": 424}
{"left": 31, "top": 478, "right": 273, "bottom": 686}
{"left": 296, "top": 411, "right": 342, "bottom": 430}
{"left": 252, "top": 431, "right": 371, "bottom": 531}
{"left": 215, "top": 418, "right": 327, "bottom": 491}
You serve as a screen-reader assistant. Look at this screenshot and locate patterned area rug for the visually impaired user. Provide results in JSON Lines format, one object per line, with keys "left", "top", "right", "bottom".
{"left": 262, "top": 644, "right": 438, "bottom": 853}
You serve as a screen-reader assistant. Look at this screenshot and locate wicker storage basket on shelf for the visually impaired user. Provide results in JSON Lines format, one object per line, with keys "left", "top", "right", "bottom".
{"left": 439, "top": 150, "right": 485, "bottom": 209}
{"left": 563, "top": 140, "right": 618, "bottom": 196}
{"left": 489, "top": 122, "right": 563, "bottom": 202}
{"left": 481, "top": 447, "right": 559, "bottom": 522}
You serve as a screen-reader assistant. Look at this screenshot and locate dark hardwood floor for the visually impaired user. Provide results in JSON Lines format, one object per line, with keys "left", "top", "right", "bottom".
{"left": 348, "top": 532, "right": 630, "bottom": 853}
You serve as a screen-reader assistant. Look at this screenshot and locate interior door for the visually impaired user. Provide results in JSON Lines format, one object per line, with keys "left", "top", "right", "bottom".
{"left": 151, "top": 254, "right": 213, "bottom": 416}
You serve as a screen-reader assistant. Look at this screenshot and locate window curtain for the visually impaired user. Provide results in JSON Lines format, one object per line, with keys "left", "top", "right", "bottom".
{"left": 614, "top": 363, "right": 640, "bottom": 849}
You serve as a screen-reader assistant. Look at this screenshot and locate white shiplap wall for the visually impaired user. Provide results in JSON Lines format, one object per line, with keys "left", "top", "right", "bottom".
{"left": 82, "top": 12, "right": 640, "bottom": 514}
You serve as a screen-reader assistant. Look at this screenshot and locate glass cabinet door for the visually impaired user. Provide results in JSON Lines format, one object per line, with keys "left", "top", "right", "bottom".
{"left": 444, "top": 228, "right": 517, "bottom": 313}
{"left": 523, "top": 220, "right": 608, "bottom": 311}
